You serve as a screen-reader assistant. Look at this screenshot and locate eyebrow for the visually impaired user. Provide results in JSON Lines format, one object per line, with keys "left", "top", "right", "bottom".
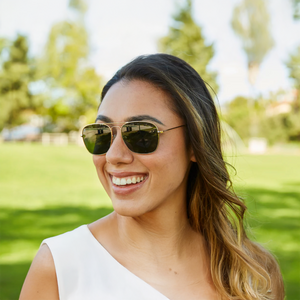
{"left": 95, "top": 115, "right": 112, "bottom": 123}
{"left": 95, "top": 114, "right": 165, "bottom": 125}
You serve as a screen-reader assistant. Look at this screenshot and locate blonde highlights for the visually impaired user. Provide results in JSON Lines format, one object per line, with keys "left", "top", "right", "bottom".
{"left": 102, "top": 54, "right": 284, "bottom": 299}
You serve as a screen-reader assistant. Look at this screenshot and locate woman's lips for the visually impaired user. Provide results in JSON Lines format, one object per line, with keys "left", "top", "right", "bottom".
{"left": 108, "top": 172, "right": 148, "bottom": 195}
{"left": 112, "top": 175, "right": 146, "bottom": 186}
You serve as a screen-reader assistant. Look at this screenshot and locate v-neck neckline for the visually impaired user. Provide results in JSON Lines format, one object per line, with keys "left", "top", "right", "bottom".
{"left": 82, "top": 224, "right": 170, "bottom": 300}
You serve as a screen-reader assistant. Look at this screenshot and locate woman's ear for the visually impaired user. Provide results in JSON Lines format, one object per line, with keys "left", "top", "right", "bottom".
{"left": 190, "top": 148, "right": 196, "bottom": 162}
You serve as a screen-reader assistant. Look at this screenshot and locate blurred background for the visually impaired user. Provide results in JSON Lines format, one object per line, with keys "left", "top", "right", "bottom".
{"left": 0, "top": 0, "right": 299, "bottom": 299}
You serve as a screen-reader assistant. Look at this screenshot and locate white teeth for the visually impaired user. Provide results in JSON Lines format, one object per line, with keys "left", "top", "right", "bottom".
{"left": 112, "top": 175, "right": 145, "bottom": 186}
{"left": 112, "top": 177, "right": 121, "bottom": 185}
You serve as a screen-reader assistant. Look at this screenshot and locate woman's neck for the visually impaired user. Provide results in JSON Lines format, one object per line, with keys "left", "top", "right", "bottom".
{"left": 114, "top": 209, "right": 204, "bottom": 263}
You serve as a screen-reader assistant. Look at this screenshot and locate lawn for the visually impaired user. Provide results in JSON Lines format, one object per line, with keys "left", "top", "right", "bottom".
{"left": 0, "top": 143, "right": 299, "bottom": 299}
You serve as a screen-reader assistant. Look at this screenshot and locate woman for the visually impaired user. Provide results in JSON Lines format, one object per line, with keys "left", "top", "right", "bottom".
{"left": 20, "top": 54, "right": 284, "bottom": 300}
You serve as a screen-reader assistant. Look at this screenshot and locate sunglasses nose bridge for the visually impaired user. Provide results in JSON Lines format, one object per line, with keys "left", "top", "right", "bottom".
{"left": 109, "top": 125, "right": 122, "bottom": 142}
{"left": 110, "top": 125, "right": 122, "bottom": 129}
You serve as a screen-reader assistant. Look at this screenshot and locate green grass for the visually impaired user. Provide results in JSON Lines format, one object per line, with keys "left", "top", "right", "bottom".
{"left": 0, "top": 144, "right": 299, "bottom": 299}
{"left": 0, "top": 143, "right": 113, "bottom": 299}
{"left": 228, "top": 154, "right": 300, "bottom": 298}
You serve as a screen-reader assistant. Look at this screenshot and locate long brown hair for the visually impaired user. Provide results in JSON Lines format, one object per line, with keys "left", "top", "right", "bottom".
{"left": 101, "top": 54, "right": 284, "bottom": 299}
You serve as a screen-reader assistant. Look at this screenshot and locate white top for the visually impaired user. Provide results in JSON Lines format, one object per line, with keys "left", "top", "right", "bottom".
{"left": 42, "top": 225, "right": 169, "bottom": 300}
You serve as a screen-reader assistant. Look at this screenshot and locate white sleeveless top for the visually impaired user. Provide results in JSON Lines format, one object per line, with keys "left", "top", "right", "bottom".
{"left": 42, "top": 225, "right": 170, "bottom": 300}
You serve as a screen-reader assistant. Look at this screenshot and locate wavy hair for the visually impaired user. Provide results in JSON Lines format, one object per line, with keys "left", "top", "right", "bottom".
{"left": 101, "top": 53, "right": 284, "bottom": 300}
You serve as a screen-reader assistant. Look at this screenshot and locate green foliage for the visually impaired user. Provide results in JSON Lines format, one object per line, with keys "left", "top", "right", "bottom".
{"left": 286, "top": 46, "right": 300, "bottom": 97}
{"left": 259, "top": 113, "right": 296, "bottom": 144}
{"left": 158, "top": 0, "right": 218, "bottom": 93}
{"left": 231, "top": 0, "right": 274, "bottom": 66}
{"left": 224, "top": 93, "right": 300, "bottom": 144}
{"left": 43, "top": 21, "right": 89, "bottom": 86}
{"left": 69, "top": 0, "right": 88, "bottom": 14}
{"left": 0, "top": 0, "right": 101, "bottom": 133}
{"left": 292, "top": 0, "right": 300, "bottom": 19}
{"left": 287, "top": 111, "right": 300, "bottom": 140}
{"left": 38, "top": 1, "right": 102, "bottom": 132}
{"left": 224, "top": 96, "right": 251, "bottom": 141}
{"left": 231, "top": 0, "right": 274, "bottom": 87}
{"left": 285, "top": 46, "right": 300, "bottom": 140}
{"left": 0, "top": 37, "right": 8, "bottom": 57}
{"left": 0, "top": 35, "right": 42, "bottom": 130}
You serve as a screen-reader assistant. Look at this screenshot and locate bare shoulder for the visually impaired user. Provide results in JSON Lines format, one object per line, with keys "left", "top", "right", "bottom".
{"left": 19, "top": 244, "right": 59, "bottom": 300}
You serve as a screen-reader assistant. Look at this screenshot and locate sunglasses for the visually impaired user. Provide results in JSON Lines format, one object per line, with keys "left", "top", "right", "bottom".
{"left": 81, "top": 121, "right": 185, "bottom": 155}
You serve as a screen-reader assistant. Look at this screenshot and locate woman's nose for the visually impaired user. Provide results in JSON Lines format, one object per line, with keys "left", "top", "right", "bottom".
{"left": 105, "top": 128, "right": 134, "bottom": 165}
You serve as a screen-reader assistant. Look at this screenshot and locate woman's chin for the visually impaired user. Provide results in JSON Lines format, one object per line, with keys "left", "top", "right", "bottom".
{"left": 111, "top": 199, "right": 150, "bottom": 218}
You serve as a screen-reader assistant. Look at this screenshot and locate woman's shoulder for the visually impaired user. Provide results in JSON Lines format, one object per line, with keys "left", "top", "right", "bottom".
{"left": 20, "top": 221, "right": 115, "bottom": 300}
{"left": 42, "top": 224, "right": 89, "bottom": 249}
{"left": 19, "top": 244, "right": 59, "bottom": 300}
{"left": 20, "top": 225, "right": 91, "bottom": 300}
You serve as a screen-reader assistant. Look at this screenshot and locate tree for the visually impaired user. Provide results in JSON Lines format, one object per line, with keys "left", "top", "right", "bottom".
{"left": 0, "top": 38, "right": 9, "bottom": 62}
{"left": 158, "top": 0, "right": 218, "bottom": 93}
{"left": 69, "top": 0, "right": 87, "bottom": 13}
{"left": 286, "top": 0, "right": 300, "bottom": 140}
{"left": 0, "top": 35, "right": 42, "bottom": 130}
{"left": 285, "top": 46, "right": 300, "bottom": 140}
{"left": 231, "top": 0, "right": 274, "bottom": 89}
{"left": 223, "top": 96, "right": 251, "bottom": 141}
{"left": 224, "top": 92, "right": 300, "bottom": 144}
{"left": 39, "top": 0, "right": 102, "bottom": 132}
{"left": 287, "top": 46, "right": 300, "bottom": 94}
{"left": 291, "top": 0, "right": 300, "bottom": 19}
{"left": 287, "top": 46, "right": 300, "bottom": 98}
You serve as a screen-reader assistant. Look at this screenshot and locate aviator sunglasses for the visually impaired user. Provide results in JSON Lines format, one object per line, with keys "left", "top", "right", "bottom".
{"left": 81, "top": 121, "right": 186, "bottom": 155}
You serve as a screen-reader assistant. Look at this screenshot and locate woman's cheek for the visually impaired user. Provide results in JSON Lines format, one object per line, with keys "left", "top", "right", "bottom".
{"left": 92, "top": 156, "right": 106, "bottom": 182}
{"left": 92, "top": 155, "right": 101, "bottom": 167}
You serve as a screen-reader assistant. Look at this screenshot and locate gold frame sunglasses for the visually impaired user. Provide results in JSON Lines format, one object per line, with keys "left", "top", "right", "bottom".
{"left": 81, "top": 121, "right": 185, "bottom": 155}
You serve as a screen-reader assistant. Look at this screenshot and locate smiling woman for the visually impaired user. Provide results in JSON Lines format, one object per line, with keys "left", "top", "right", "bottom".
{"left": 19, "top": 54, "right": 284, "bottom": 300}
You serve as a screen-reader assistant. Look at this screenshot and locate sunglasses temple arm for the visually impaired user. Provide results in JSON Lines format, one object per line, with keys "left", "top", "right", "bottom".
{"left": 159, "top": 124, "right": 186, "bottom": 134}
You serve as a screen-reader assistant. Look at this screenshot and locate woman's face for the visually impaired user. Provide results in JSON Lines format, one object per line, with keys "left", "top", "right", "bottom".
{"left": 93, "top": 80, "right": 194, "bottom": 217}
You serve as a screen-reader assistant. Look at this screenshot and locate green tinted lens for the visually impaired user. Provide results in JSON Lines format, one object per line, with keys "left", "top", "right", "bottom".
{"left": 82, "top": 124, "right": 111, "bottom": 154}
{"left": 122, "top": 122, "right": 158, "bottom": 153}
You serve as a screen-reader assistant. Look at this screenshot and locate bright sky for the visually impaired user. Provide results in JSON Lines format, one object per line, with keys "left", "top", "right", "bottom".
{"left": 0, "top": 0, "right": 299, "bottom": 103}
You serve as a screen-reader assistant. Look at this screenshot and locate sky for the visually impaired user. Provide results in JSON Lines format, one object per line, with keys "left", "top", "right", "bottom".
{"left": 0, "top": 0, "right": 299, "bottom": 104}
